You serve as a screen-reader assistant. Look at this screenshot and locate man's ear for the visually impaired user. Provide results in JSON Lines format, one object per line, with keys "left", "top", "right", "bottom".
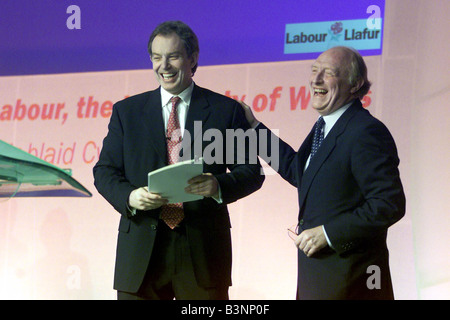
{"left": 190, "top": 52, "right": 199, "bottom": 68}
{"left": 350, "top": 78, "right": 364, "bottom": 94}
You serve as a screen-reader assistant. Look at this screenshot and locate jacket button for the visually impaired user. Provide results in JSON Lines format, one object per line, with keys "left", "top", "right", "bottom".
{"left": 151, "top": 225, "right": 157, "bottom": 230}
{"left": 299, "top": 219, "right": 304, "bottom": 226}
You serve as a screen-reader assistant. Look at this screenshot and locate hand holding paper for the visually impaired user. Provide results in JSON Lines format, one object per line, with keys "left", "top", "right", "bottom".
{"left": 128, "top": 186, "right": 168, "bottom": 211}
{"left": 147, "top": 158, "right": 205, "bottom": 204}
{"left": 185, "top": 173, "right": 219, "bottom": 198}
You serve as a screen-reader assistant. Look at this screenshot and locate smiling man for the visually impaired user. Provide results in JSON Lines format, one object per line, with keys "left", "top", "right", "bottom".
{"left": 240, "top": 46, "right": 405, "bottom": 299}
{"left": 93, "top": 21, "right": 264, "bottom": 300}
{"left": 309, "top": 47, "right": 361, "bottom": 116}
{"left": 149, "top": 29, "right": 198, "bottom": 96}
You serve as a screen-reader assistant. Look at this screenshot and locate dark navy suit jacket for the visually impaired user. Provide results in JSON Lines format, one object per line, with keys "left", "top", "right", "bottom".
{"left": 257, "top": 99, "right": 405, "bottom": 299}
{"left": 94, "top": 84, "right": 264, "bottom": 293}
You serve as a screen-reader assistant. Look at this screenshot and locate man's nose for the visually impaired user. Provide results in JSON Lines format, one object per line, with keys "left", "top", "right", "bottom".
{"left": 161, "top": 57, "right": 171, "bottom": 70}
{"left": 311, "top": 70, "right": 324, "bottom": 84}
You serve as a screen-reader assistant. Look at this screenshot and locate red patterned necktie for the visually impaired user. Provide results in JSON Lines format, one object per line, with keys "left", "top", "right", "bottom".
{"left": 160, "top": 96, "right": 184, "bottom": 229}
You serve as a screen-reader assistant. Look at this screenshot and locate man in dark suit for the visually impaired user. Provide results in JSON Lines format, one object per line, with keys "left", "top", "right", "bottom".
{"left": 93, "top": 21, "right": 264, "bottom": 300}
{"left": 241, "top": 46, "right": 405, "bottom": 299}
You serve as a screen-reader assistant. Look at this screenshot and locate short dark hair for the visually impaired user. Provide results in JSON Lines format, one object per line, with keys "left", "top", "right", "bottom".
{"left": 148, "top": 21, "right": 200, "bottom": 75}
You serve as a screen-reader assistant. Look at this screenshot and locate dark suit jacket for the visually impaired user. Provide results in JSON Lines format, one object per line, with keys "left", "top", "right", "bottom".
{"left": 257, "top": 99, "right": 405, "bottom": 299}
{"left": 93, "top": 84, "right": 264, "bottom": 293}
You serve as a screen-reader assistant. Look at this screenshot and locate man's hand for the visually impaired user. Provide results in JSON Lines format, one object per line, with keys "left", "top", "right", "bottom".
{"left": 185, "top": 173, "right": 219, "bottom": 198}
{"left": 128, "top": 187, "right": 168, "bottom": 211}
{"left": 294, "top": 225, "right": 328, "bottom": 257}
{"left": 238, "top": 101, "right": 259, "bottom": 128}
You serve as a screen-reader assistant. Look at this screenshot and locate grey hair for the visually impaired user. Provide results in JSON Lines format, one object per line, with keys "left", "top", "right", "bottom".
{"left": 333, "top": 46, "right": 372, "bottom": 99}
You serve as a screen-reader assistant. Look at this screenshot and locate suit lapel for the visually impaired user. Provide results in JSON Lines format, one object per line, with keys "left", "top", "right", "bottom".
{"left": 139, "top": 85, "right": 212, "bottom": 163}
{"left": 298, "top": 100, "right": 362, "bottom": 212}
{"left": 182, "top": 85, "right": 211, "bottom": 160}
{"left": 140, "top": 88, "right": 167, "bottom": 162}
{"left": 295, "top": 125, "right": 315, "bottom": 184}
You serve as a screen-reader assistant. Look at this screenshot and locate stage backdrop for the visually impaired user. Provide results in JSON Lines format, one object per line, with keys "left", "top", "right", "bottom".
{"left": 1, "top": 0, "right": 449, "bottom": 300}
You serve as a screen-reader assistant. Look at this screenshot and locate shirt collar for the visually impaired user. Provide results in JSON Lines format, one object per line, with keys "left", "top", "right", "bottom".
{"left": 322, "top": 100, "right": 354, "bottom": 136}
{"left": 160, "top": 82, "right": 194, "bottom": 107}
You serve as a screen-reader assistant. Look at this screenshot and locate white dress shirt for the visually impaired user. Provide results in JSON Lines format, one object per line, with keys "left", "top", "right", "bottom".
{"left": 160, "top": 82, "right": 194, "bottom": 137}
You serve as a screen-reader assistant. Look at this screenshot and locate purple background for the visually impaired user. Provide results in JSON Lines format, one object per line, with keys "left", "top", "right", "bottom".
{"left": 0, "top": 0, "right": 384, "bottom": 76}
